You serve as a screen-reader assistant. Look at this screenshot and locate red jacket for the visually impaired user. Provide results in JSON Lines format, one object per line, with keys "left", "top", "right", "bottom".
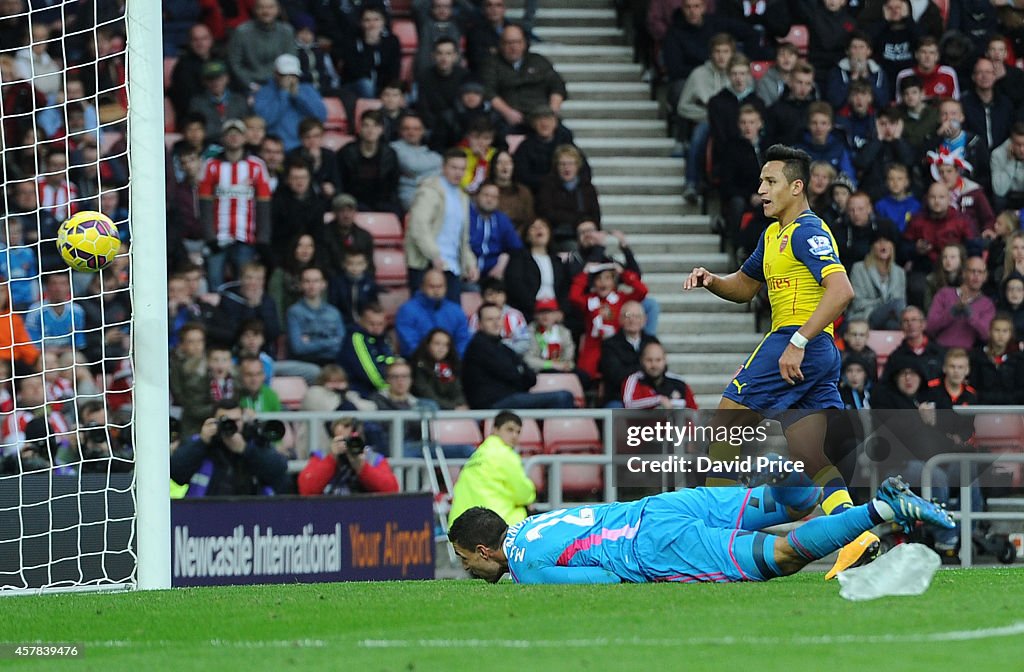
{"left": 903, "top": 207, "right": 972, "bottom": 264}
{"left": 569, "top": 270, "right": 648, "bottom": 378}
{"left": 621, "top": 371, "right": 697, "bottom": 409}
{"left": 298, "top": 450, "right": 399, "bottom": 495}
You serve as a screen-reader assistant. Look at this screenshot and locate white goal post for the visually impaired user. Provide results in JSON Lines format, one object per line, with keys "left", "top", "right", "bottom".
{"left": 128, "top": 0, "right": 172, "bottom": 591}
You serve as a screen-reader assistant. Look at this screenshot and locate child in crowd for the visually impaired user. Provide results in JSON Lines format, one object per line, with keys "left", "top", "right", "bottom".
{"left": 169, "top": 322, "right": 209, "bottom": 437}
{"left": 379, "top": 81, "right": 410, "bottom": 143}
{"left": 458, "top": 116, "right": 497, "bottom": 194}
{"left": 873, "top": 163, "right": 920, "bottom": 233}
{"left": 841, "top": 318, "right": 878, "bottom": 381}
{"left": 411, "top": 327, "right": 469, "bottom": 410}
{"left": 207, "top": 345, "right": 236, "bottom": 405}
{"left": 235, "top": 319, "right": 276, "bottom": 383}
{"left": 524, "top": 298, "right": 576, "bottom": 375}
{"left": 329, "top": 251, "right": 381, "bottom": 331}
{"left": 839, "top": 353, "right": 872, "bottom": 409}
{"left": 468, "top": 277, "right": 530, "bottom": 354}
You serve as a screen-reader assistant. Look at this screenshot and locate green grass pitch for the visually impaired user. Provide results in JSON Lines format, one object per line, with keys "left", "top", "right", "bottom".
{"left": 1, "top": 569, "right": 1021, "bottom": 671}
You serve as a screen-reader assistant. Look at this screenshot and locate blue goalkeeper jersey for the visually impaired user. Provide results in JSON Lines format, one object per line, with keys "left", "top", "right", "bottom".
{"left": 502, "top": 500, "right": 651, "bottom": 584}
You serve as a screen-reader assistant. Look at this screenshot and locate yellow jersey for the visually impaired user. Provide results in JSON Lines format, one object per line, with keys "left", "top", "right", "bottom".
{"left": 740, "top": 210, "right": 845, "bottom": 336}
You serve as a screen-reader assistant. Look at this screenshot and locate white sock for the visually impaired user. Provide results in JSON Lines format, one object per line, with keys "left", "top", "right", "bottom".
{"left": 871, "top": 498, "right": 895, "bottom": 521}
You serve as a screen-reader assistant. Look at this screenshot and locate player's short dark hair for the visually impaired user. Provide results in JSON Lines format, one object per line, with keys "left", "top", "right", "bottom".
{"left": 493, "top": 411, "right": 522, "bottom": 430}
{"left": 448, "top": 507, "right": 509, "bottom": 551}
{"left": 764, "top": 144, "right": 811, "bottom": 187}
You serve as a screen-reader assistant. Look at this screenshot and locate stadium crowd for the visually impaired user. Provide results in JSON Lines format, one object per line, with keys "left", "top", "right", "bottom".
{"left": 0, "top": 0, "right": 1022, "bottom": 501}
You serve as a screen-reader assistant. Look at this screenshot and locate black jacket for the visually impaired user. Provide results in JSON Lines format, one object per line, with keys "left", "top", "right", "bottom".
{"left": 766, "top": 88, "right": 818, "bottom": 146}
{"left": 662, "top": 10, "right": 764, "bottom": 82}
{"left": 504, "top": 248, "right": 569, "bottom": 321}
{"left": 968, "top": 347, "right": 1024, "bottom": 405}
{"left": 511, "top": 124, "right": 579, "bottom": 193}
{"left": 334, "top": 34, "right": 401, "bottom": 97}
{"left": 170, "top": 434, "right": 289, "bottom": 496}
{"left": 337, "top": 142, "right": 400, "bottom": 212}
{"left": 462, "top": 332, "right": 537, "bottom": 409}
{"left": 535, "top": 174, "right": 601, "bottom": 243}
{"left": 270, "top": 186, "right": 328, "bottom": 267}
{"left": 416, "top": 65, "right": 469, "bottom": 132}
{"left": 961, "top": 90, "right": 1016, "bottom": 151}
{"left": 600, "top": 331, "right": 660, "bottom": 405}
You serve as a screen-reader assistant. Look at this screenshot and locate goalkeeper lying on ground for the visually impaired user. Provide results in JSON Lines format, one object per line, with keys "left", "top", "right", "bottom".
{"left": 449, "top": 458, "right": 953, "bottom": 584}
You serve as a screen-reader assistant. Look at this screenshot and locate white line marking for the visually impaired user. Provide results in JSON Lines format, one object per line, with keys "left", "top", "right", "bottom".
{"left": 358, "top": 621, "right": 1024, "bottom": 648}
{"left": 6, "top": 622, "right": 1023, "bottom": 652}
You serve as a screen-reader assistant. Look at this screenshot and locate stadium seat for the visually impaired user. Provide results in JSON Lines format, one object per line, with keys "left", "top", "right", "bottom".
{"left": 355, "top": 211, "right": 403, "bottom": 246}
{"left": 164, "top": 96, "right": 176, "bottom": 132}
{"left": 392, "top": 19, "right": 418, "bottom": 56}
{"left": 270, "top": 376, "right": 308, "bottom": 411}
{"left": 543, "top": 417, "right": 603, "bottom": 497}
{"left": 379, "top": 286, "right": 411, "bottom": 326}
{"left": 163, "top": 56, "right": 177, "bottom": 91}
{"left": 391, "top": 0, "right": 413, "bottom": 16}
{"left": 485, "top": 417, "right": 545, "bottom": 491}
{"left": 506, "top": 134, "right": 526, "bottom": 154}
{"left": 866, "top": 330, "right": 902, "bottom": 375}
{"left": 324, "top": 96, "right": 349, "bottom": 134}
{"left": 750, "top": 60, "right": 771, "bottom": 81}
{"left": 974, "top": 415, "right": 1024, "bottom": 487}
{"left": 321, "top": 131, "right": 355, "bottom": 151}
{"left": 530, "top": 373, "right": 585, "bottom": 408}
{"left": 780, "top": 25, "right": 809, "bottom": 55}
{"left": 432, "top": 419, "right": 483, "bottom": 447}
{"left": 374, "top": 248, "right": 408, "bottom": 287}
{"left": 400, "top": 54, "right": 415, "bottom": 85}
{"left": 353, "top": 98, "right": 383, "bottom": 133}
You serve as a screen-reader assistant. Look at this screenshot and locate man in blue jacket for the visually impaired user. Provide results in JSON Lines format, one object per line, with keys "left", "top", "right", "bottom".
{"left": 395, "top": 269, "right": 471, "bottom": 357}
{"left": 469, "top": 182, "right": 522, "bottom": 279}
{"left": 287, "top": 266, "right": 345, "bottom": 366}
{"left": 338, "top": 303, "right": 396, "bottom": 396}
{"left": 252, "top": 54, "right": 327, "bottom": 152}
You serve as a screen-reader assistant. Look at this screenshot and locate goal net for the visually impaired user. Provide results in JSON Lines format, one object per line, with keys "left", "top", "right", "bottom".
{"left": 0, "top": 0, "right": 169, "bottom": 594}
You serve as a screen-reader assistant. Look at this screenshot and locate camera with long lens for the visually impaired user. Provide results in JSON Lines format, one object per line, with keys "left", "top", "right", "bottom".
{"left": 345, "top": 433, "right": 365, "bottom": 456}
{"left": 217, "top": 417, "right": 285, "bottom": 444}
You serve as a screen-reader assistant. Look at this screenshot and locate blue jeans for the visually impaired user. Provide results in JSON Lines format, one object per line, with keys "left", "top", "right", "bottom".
{"left": 902, "top": 460, "right": 984, "bottom": 548}
{"left": 206, "top": 242, "right": 257, "bottom": 290}
{"left": 492, "top": 390, "right": 575, "bottom": 409}
{"left": 641, "top": 297, "right": 660, "bottom": 336}
{"left": 685, "top": 121, "right": 710, "bottom": 186}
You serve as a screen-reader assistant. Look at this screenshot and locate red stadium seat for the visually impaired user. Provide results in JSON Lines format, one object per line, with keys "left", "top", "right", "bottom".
{"left": 400, "top": 54, "right": 415, "bottom": 85}
{"left": 270, "top": 376, "right": 308, "bottom": 411}
{"left": 321, "top": 131, "right": 355, "bottom": 151}
{"left": 379, "top": 286, "right": 411, "bottom": 326}
{"left": 324, "top": 96, "right": 349, "bottom": 134}
{"left": 392, "top": 19, "right": 418, "bottom": 56}
{"left": 484, "top": 417, "right": 545, "bottom": 491}
{"left": 353, "top": 98, "right": 384, "bottom": 133}
{"left": 164, "top": 96, "right": 176, "bottom": 132}
{"left": 780, "top": 24, "right": 809, "bottom": 55}
{"left": 506, "top": 134, "right": 526, "bottom": 154}
{"left": 530, "top": 373, "right": 585, "bottom": 408}
{"left": 163, "top": 56, "right": 177, "bottom": 91}
{"left": 432, "top": 419, "right": 483, "bottom": 447}
{"left": 391, "top": 0, "right": 413, "bottom": 16}
{"left": 374, "top": 248, "right": 408, "bottom": 287}
{"left": 543, "top": 418, "right": 602, "bottom": 497}
{"left": 974, "top": 414, "right": 1024, "bottom": 486}
{"left": 750, "top": 60, "right": 771, "bottom": 81}
{"left": 866, "top": 330, "right": 902, "bottom": 376}
{"left": 355, "top": 211, "right": 404, "bottom": 246}
{"left": 461, "top": 291, "right": 483, "bottom": 319}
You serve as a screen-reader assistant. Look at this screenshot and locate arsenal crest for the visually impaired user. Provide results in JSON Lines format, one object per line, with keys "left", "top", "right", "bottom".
{"left": 778, "top": 235, "right": 789, "bottom": 253}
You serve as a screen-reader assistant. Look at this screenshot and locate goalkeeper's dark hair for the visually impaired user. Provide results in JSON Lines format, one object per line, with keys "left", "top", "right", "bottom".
{"left": 448, "top": 507, "right": 508, "bottom": 551}
{"left": 765, "top": 144, "right": 811, "bottom": 189}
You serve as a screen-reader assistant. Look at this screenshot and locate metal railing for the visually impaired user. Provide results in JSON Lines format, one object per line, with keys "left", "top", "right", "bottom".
{"left": 920, "top": 453, "right": 1024, "bottom": 567}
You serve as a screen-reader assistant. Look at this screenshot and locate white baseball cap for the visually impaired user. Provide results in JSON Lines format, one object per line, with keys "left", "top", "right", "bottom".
{"left": 274, "top": 54, "right": 301, "bottom": 77}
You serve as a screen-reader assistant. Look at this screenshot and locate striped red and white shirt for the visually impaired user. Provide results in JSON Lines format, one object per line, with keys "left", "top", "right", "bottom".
{"left": 37, "top": 177, "right": 79, "bottom": 221}
{"left": 198, "top": 155, "right": 272, "bottom": 244}
{"left": 622, "top": 371, "right": 697, "bottom": 409}
{"left": 1, "top": 409, "right": 71, "bottom": 455}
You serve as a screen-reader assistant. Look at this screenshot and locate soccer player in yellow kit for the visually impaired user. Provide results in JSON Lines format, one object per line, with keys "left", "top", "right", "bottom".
{"left": 684, "top": 145, "right": 875, "bottom": 579}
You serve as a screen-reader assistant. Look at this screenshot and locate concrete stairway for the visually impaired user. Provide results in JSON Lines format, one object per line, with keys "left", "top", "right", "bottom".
{"left": 510, "top": 0, "right": 761, "bottom": 408}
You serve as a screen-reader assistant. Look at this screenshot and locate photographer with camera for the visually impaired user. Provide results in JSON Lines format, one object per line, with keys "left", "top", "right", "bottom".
{"left": 297, "top": 418, "right": 398, "bottom": 496}
{"left": 76, "top": 400, "right": 133, "bottom": 474}
{"left": 170, "top": 398, "right": 290, "bottom": 497}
